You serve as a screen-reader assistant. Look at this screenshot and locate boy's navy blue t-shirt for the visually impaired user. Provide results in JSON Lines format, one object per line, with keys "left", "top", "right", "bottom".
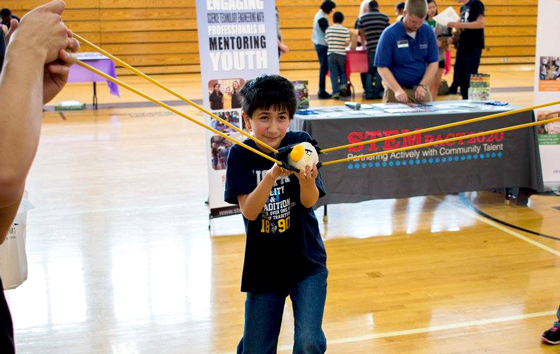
{"left": 225, "top": 131, "right": 327, "bottom": 294}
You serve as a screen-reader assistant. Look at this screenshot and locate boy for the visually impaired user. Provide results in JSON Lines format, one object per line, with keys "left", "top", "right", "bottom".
{"left": 325, "top": 11, "right": 350, "bottom": 99}
{"left": 225, "top": 74, "right": 328, "bottom": 354}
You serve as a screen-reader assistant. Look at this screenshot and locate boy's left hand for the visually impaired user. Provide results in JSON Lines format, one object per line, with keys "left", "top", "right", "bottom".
{"left": 296, "top": 164, "right": 318, "bottom": 186}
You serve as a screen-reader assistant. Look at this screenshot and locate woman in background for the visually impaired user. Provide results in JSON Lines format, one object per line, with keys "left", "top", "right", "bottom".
{"left": 426, "top": 0, "right": 451, "bottom": 99}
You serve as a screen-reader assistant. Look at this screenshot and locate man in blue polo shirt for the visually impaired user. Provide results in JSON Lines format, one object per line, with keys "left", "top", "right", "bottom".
{"left": 374, "top": 0, "right": 438, "bottom": 103}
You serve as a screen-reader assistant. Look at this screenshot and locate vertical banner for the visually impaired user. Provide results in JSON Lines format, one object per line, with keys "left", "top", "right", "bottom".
{"left": 196, "top": 1, "right": 280, "bottom": 218}
{"left": 534, "top": 0, "right": 560, "bottom": 190}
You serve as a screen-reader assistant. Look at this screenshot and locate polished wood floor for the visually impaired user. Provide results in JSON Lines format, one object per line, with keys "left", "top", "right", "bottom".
{"left": 5, "top": 68, "right": 560, "bottom": 354}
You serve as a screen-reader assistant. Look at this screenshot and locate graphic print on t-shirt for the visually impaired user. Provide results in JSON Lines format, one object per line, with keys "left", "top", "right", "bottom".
{"left": 255, "top": 170, "right": 296, "bottom": 236}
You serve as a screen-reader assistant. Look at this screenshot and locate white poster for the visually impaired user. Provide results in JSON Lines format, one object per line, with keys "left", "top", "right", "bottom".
{"left": 534, "top": 0, "right": 560, "bottom": 190}
{"left": 196, "top": 1, "right": 280, "bottom": 218}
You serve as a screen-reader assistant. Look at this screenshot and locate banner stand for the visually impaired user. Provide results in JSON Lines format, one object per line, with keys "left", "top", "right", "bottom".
{"left": 534, "top": 0, "right": 560, "bottom": 191}
{"left": 195, "top": 1, "right": 280, "bottom": 229}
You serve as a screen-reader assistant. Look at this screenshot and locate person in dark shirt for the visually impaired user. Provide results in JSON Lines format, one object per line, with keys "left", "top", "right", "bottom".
{"left": 225, "top": 74, "right": 328, "bottom": 354}
{"left": 0, "top": 9, "right": 20, "bottom": 29}
{"left": 209, "top": 83, "right": 223, "bottom": 110}
{"left": 0, "top": 25, "right": 6, "bottom": 71}
{"left": 358, "top": 0, "right": 390, "bottom": 99}
{"left": 395, "top": 1, "right": 405, "bottom": 22}
{"left": 231, "top": 80, "right": 242, "bottom": 109}
{"left": 448, "top": 0, "right": 485, "bottom": 99}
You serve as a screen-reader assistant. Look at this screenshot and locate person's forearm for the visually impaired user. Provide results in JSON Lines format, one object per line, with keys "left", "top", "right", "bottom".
{"left": 239, "top": 172, "right": 277, "bottom": 221}
{"left": 461, "top": 17, "right": 485, "bottom": 29}
{"left": 0, "top": 40, "right": 46, "bottom": 208}
{"left": 377, "top": 67, "right": 402, "bottom": 92}
{"left": 420, "top": 62, "right": 439, "bottom": 86}
{"left": 299, "top": 181, "right": 319, "bottom": 208}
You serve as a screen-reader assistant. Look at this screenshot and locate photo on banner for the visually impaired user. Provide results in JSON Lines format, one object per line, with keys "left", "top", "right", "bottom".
{"left": 196, "top": 0, "right": 280, "bottom": 220}
{"left": 293, "top": 81, "right": 310, "bottom": 110}
{"left": 534, "top": 0, "right": 560, "bottom": 191}
{"left": 538, "top": 56, "right": 560, "bottom": 91}
{"left": 211, "top": 110, "right": 242, "bottom": 134}
{"left": 210, "top": 134, "right": 241, "bottom": 171}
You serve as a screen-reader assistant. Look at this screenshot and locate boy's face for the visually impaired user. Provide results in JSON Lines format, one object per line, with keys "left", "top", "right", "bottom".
{"left": 243, "top": 107, "right": 290, "bottom": 153}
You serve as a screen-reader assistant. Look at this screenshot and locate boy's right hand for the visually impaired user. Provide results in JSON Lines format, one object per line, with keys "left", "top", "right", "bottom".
{"left": 266, "top": 163, "right": 293, "bottom": 180}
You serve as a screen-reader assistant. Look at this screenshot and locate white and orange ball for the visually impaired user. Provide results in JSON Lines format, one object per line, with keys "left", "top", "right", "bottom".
{"left": 287, "top": 142, "right": 319, "bottom": 171}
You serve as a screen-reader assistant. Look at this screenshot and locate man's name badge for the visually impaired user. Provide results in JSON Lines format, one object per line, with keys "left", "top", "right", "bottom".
{"left": 397, "top": 40, "right": 409, "bottom": 48}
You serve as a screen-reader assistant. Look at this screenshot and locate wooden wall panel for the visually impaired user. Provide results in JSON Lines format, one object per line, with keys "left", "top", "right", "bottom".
{"left": 5, "top": 0, "right": 538, "bottom": 76}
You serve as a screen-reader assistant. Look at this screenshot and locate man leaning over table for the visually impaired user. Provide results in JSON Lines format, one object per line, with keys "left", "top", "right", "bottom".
{"left": 374, "top": 0, "right": 438, "bottom": 103}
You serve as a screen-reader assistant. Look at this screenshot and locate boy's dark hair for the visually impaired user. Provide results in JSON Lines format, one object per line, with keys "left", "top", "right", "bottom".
{"left": 369, "top": 1, "right": 379, "bottom": 11}
{"left": 333, "top": 11, "right": 344, "bottom": 23}
{"left": 396, "top": 2, "right": 405, "bottom": 11}
{"left": 320, "top": 1, "right": 336, "bottom": 14}
{"left": 0, "top": 8, "right": 11, "bottom": 17}
{"left": 240, "top": 74, "right": 297, "bottom": 119}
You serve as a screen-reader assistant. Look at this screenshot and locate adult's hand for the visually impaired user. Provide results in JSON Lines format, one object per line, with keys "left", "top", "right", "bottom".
{"left": 9, "top": 0, "right": 70, "bottom": 64}
{"left": 415, "top": 86, "right": 427, "bottom": 101}
{"left": 278, "top": 41, "right": 289, "bottom": 54}
{"left": 447, "top": 22, "right": 461, "bottom": 29}
{"left": 395, "top": 88, "right": 409, "bottom": 103}
{"left": 43, "top": 37, "right": 79, "bottom": 104}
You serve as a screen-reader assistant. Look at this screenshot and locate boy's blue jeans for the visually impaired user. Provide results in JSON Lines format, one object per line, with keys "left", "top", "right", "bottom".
{"left": 328, "top": 53, "right": 347, "bottom": 95}
{"left": 237, "top": 269, "right": 328, "bottom": 354}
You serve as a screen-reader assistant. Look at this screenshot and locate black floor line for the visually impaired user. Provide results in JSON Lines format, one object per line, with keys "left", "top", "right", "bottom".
{"left": 459, "top": 193, "right": 560, "bottom": 242}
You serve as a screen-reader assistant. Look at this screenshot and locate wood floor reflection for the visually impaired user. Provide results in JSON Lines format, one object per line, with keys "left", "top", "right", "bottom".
{"left": 5, "top": 70, "right": 560, "bottom": 353}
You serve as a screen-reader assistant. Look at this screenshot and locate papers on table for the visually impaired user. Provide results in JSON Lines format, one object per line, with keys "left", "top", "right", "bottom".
{"left": 379, "top": 103, "right": 438, "bottom": 113}
{"left": 295, "top": 101, "right": 511, "bottom": 119}
{"left": 433, "top": 6, "right": 460, "bottom": 27}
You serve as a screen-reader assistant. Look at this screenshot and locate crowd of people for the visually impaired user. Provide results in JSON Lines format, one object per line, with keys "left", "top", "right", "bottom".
{"left": 311, "top": 0, "right": 486, "bottom": 103}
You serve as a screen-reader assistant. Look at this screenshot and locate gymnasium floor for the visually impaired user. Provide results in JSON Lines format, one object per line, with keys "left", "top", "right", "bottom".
{"left": 5, "top": 68, "right": 560, "bottom": 353}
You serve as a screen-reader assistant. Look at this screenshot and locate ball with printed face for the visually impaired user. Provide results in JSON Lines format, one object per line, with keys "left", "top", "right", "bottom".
{"left": 287, "top": 142, "right": 319, "bottom": 171}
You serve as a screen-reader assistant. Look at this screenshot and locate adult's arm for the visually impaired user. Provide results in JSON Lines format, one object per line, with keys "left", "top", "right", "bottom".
{"left": 359, "top": 28, "right": 366, "bottom": 46}
{"left": 420, "top": 62, "right": 439, "bottom": 87}
{"left": 415, "top": 61, "right": 439, "bottom": 100}
{"left": 318, "top": 18, "right": 329, "bottom": 33}
{"left": 377, "top": 67, "right": 408, "bottom": 103}
{"left": 0, "top": 0, "right": 78, "bottom": 242}
{"left": 449, "top": 14, "right": 485, "bottom": 30}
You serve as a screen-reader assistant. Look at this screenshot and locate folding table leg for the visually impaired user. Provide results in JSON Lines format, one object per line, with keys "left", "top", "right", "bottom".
{"left": 93, "top": 82, "right": 98, "bottom": 110}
